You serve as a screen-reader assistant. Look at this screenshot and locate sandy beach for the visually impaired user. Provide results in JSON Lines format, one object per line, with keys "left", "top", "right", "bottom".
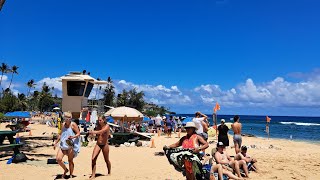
{"left": 1, "top": 122, "right": 320, "bottom": 180}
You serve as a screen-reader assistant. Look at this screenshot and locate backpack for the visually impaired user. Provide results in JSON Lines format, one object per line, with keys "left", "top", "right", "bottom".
{"left": 12, "top": 152, "right": 28, "bottom": 163}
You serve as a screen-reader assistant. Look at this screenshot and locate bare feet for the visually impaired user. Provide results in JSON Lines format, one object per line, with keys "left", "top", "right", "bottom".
{"left": 62, "top": 169, "right": 69, "bottom": 179}
{"left": 89, "top": 175, "right": 95, "bottom": 179}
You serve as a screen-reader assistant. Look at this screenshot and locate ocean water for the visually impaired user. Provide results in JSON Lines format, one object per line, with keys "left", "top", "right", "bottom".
{"left": 176, "top": 114, "right": 320, "bottom": 143}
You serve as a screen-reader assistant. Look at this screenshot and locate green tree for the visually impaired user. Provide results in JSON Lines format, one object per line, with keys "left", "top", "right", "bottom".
{"left": 0, "top": 89, "right": 18, "bottom": 112}
{"left": 0, "top": 63, "right": 9, "bottom": 95}
{"left": 8, "top": 65, "right": 18, "bottom": 90}
{"left": 28, "top": 90, "right": 40, "bottom": 111}
{"left": 128, "top": 88, "right": 145, "bottom": 112}
{"left": 103, "top": 77, "right": 115, "bottom": 107}
{"left": 37, "top": 83, "right": 54, "bottom": 111}
{"left": 116, "top": 89, "right": 129, "bottom": 107}
{"left": 17, "top": 93, "right": 27, "bottom": 111}
{"left": 26, "top": 79, "right": 36, "bottom": 97}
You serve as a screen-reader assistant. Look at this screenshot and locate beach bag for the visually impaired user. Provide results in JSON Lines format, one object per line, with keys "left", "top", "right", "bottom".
{"left": 47, "top": 158, "right": 58, "bottom": 164}
{"left": 12, "top": 152, "right": 28, "bottom": 163}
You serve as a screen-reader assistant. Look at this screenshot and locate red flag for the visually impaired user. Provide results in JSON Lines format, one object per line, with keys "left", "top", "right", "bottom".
{"left": 213, "top": 102, "right": 220, "bottom": 113}
{"left": 266, "top": 116, "right": 271, "bottom": 123}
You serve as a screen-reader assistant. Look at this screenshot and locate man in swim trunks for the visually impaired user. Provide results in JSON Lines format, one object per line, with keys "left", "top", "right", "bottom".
{"left": 214, "top": 142, "right": 249, "bottom": 178}
{"left": 231, "top": 115, "right": 242, "bottom": 154}
{"left": 89, "top": 116, "right": 111, "bottom": 179}
{"left": 235, "top": 146, "right": 258, "bottom": 172}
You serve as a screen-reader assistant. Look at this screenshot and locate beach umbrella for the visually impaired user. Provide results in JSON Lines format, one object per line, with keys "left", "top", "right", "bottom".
{"left": 4, "top": 111, "right": 31, "bottom": 118}
{"left": 104, "top": 106, "right": 143, "bottom": 121}
{"left": 182, "top": 117, "right": 193, "bottom": 126}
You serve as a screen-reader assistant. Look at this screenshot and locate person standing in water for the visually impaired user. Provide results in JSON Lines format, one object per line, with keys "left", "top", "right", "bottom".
{"left": 54, "top": 111, "right": 81, "bottom": 179}
{"left": 89, "top": 115, "right": 111, "bottom": 179}
{"left": 231, "top": 115, "right": 242, "bottom": 154}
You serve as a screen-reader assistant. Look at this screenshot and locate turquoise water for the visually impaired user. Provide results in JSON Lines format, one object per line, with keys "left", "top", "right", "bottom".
{"left": 176, "top": 114, "right": 320, "bottom": 142}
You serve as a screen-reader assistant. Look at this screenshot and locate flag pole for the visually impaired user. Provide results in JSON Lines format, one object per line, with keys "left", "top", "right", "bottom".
{"left": 214, "top": 112, "right": 217, "bottom": 140}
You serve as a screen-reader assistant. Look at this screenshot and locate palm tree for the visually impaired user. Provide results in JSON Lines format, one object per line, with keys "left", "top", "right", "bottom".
{"left": 0, "top": 63, "right": 9, "bottom": 89}
{"left": 17, "top": 93, "right": 28, "bottom": 111}
{"left": 8, "top": 65, "right": 18, "bottom": 89}
{"left": 27, "top": 79, "right": 36, "bottom": 97}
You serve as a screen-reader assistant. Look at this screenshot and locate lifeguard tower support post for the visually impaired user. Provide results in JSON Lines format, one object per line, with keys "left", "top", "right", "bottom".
{"left": 60, "top": 72, "right": 108, "bottom": 118}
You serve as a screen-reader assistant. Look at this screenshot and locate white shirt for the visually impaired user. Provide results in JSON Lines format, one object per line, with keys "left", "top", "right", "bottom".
{"left": 155, "top": 116, "right": 162, "bottom": 126}
{"left": 193, "top": 117, "right": 205, "bottom": 134}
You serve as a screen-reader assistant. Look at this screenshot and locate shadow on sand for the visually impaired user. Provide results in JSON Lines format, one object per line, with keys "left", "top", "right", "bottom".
{"left": 54, "top": 175, "right": 77, "bottom": 179}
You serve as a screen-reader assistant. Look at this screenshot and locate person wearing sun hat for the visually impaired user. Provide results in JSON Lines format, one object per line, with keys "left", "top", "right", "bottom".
{"left": 166, "top": 122, "right": 209, "bottom": 153}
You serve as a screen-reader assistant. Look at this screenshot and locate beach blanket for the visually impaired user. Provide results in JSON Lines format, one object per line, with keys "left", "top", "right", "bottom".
{"left": 163, "top": 148, "right": 207, "bottom": 180}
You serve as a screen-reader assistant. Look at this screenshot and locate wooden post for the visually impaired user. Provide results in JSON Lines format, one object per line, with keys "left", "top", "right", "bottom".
{"left": 213, "top": 113, "right": 217, "bottom": 140}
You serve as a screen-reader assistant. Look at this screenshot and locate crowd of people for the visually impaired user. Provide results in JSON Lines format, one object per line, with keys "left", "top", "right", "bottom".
{"left": 164, "top": 111, "right": 259, "bottom": 180}
{"left": 53, "top": 110, "right": 258, "bottom": 179}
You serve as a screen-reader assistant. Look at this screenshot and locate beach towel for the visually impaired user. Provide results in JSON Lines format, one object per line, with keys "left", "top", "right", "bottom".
{"left": 163, "top": 148, "right": 206, "bottom": 179}
{"left": 60, "top": 125, "right": 80, "bottom": 157}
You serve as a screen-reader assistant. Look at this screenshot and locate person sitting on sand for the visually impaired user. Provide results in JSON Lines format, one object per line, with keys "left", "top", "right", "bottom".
{"left": 235, "top": 146, "right": 258, "bottom": 172}
{"left": 89, "top": 115, "right": 111, "bottom": 179}
{"left": 210, "top": 163, "right": 243, "bottom": 180}
{"left": 214, "top": 142, "right": 249, "bottom": 178}
{"left": 54, "top": 111, "right": 81, "bottom": 178}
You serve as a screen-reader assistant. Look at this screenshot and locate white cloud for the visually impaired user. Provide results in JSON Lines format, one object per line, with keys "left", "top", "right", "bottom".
{"left": 21, "top": 68, "right": 320, "bottom": 115}
{"left": 113, "top": 80, "right": 191, "bottom": 105}
{"left": 0, "top": 75, "right": 20, "bottom": 95}
{"left": 36, "top": 77, "right": 62, "bottom": 91}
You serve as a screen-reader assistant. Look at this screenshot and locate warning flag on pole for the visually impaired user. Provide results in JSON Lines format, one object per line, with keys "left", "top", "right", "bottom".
{"left": 213, "top": 102, "right": 220, "bottom": 113}
{"left": 266, "top": 116, "right": 271, "bottom": 123}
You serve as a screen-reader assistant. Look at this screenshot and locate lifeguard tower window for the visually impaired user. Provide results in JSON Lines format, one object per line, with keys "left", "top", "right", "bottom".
{"left": 67, "top": 81, "right": 94, "bottom": 97}
{"left": 67, "top": 81, "right": 86, "bottom": 96}
{"left": 84, "top": 82, "right": 94, "bottom": 97}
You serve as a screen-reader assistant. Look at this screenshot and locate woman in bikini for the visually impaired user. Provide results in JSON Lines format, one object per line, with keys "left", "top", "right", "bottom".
{"left": 89, "top": 115, "right": 111, "bottom": 179}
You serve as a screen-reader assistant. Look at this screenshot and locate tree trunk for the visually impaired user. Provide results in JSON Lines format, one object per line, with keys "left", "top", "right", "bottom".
{"left": 0, "top": 72, "right": 3, "bottom": 87}
{"left": 8, "top": 73, "right": 13, "bottom": 89}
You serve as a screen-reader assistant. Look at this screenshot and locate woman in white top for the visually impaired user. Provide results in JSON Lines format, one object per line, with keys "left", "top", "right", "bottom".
{"left": 54, "top": 112, "right": 80, "bottom": 178}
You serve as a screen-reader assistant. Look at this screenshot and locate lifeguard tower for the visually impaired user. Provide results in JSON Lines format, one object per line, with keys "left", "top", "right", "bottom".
{"left": 60, "top": 72, "right": 108, "bottom": 118}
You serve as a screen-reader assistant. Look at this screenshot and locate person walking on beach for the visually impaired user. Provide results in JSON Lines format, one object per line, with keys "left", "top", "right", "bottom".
{"left": 155, "top": 114, "right": 162, "bottom": 136}
{"left": 218, "top": 119, "right": 229, "bottom": 147}
{"left": 166, "top": 116, "right": 173, "bottom": 138}
{"left": 176, "top": 116, "right": 182, "bottom": 138}
{"left": 192, "top": 111, "right": 208, "bottom": 141}
{"left": 89, "top": 115, "right": 111, "bottom": 179}
{"left": 54, "top": 112, "right": 81, "bottom": 179}
{"left": 231, "top": 115, "right": 242, "bottom": 154}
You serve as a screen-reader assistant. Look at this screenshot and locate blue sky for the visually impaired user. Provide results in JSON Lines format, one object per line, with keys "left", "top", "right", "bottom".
{"left": 1, "top": 0, "right": 320, "bottom": 116}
